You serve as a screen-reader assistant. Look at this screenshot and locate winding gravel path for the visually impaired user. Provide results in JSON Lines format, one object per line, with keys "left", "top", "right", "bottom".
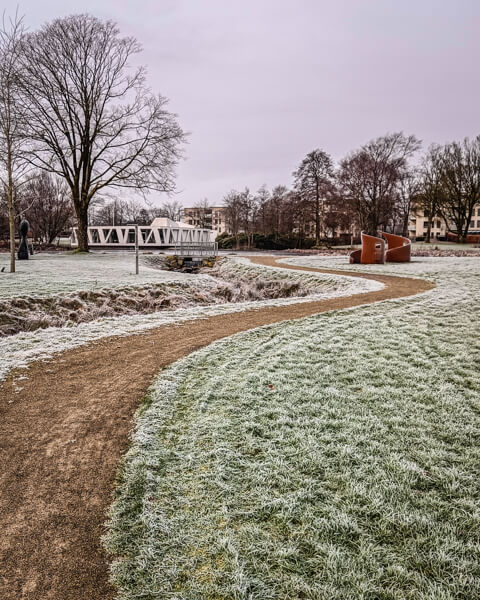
{"left": 0, "top": 257, "right": 434, "bottom": 600}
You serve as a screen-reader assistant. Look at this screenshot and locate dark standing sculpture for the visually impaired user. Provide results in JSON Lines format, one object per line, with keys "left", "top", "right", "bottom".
{"left": 18, "top": 219, "right": 30, "bottom": 260}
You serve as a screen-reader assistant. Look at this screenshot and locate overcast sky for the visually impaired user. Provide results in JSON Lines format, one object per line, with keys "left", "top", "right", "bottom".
{"left": 7, "top": 0, "right": 480, "bottom": 206}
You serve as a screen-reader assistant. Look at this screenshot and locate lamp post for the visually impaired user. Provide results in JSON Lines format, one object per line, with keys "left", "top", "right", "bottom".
{"left": 135, "top": 223, "right": 139, "bottom": 275}
{"left": 128, "top": 223, "right": 139, "bottom": 274}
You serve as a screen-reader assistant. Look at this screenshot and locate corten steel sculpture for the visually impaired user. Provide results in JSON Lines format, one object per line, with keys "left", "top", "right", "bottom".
{"left": 382, "top": 232, "right": 411, "bottom": 262}
{"left": 350, "top": 232, "right": 386, "bottom": 264}
{"left": 18, "top": 219, "right": 30, "bottom": 260}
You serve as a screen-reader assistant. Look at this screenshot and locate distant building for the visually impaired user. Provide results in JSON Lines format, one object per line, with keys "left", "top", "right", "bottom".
{"left": 408, "top": 209, "right": 447, "bottom": 240}
{"left": 409, "top": 203, "right": 480, "bottom": 240}
{"left": 183, "top": 206, "right": 229, "bottom": 235}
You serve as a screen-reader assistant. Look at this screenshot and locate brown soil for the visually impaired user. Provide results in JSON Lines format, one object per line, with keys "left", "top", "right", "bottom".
{"left": 0, "top": 257, "right": 434, "bottom": 600}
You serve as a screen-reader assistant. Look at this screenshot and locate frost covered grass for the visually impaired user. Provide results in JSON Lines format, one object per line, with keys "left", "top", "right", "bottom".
{"left": 0, "top": 251, "right": 195, "bottom": 298}
{"left": 208, "top": 256, "right": 380, "bottom": 299}
{"left": 278, "top": 254, "right": 473, "bottom": 280}
{"left": 106, "top": 257, "right": 480, "bottom": 600}
{"left": 0, "top": 256, "right": 380, "bottom": 380}
{"left": 0, "top": 252, "right": 215, "bottom": 335}
{"left": 0, "top": 254, "right": 381, "bottom": 337}
{"left": 0, "top": 279, "right": 220, "bottom": 336}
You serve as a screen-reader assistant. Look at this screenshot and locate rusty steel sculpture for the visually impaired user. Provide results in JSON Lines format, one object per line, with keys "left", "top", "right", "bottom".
{"left": 350, "top": 232, "right": 411, "bottom": 264}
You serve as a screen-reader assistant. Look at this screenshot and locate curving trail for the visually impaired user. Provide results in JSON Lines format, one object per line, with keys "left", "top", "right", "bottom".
{"left": 0, "top": 257, "right": 434, "bottom": 600}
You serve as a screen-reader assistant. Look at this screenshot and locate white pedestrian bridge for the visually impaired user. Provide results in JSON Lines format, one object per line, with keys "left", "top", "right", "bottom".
{"left": 71, "top": 217, "right": 215, "bottom": 248}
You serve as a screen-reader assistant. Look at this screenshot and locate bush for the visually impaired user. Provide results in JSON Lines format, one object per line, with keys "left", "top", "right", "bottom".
{"left": 215, "top": 232, "right": 233, "bottom": 249}
{"left": 216, "top": 232, "right": 249, "bottom": 249}
{"left": 216, "top": 231, "right": 318, "bottom": 250}
{"left": 252, "top": 233, "right": 316, "bottom": 250}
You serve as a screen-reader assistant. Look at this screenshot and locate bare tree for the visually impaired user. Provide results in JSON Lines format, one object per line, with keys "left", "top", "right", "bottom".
{"left": 269, "top": 185, "right": 289, "bottom": 238}
{"left": 160, "top": 199, "right": 183, "bottom": 221}
{"left": 23, "top": 172, "right": 74, "bottom": 243}
{"left": 0, "top": 12, "right": 27, "bottom": 271}
{"left": 394, "top": 168, "right": 420, "bottom": 237}
{"left": 436, "top": 137, "right": 480, "bottom": 243}
{"left": 123, "top": 198, "right": 146, "bottom": 224}
{"left": 239, "top": 188, "right": 256, "bottom": 249}
{"left": 416, "top": 146, "right": 445, "bottom": 243}
{"left": 293, "top": 149, "right": 333, "bottom": 245}
{"left": 281, "top": 190, "right": 299, "bottom": 239}
{"left": 91, "top": 197, "right": 146, "bottom": 226}
{"left": 255, "top": 185, "right": 270, "bottom": 235}
{"left": 288, "top": 189, "right": 312, "bottom": 245}
{"left": 223, "top": 190, "right": 244, "bottom": 247}
{"left": 139, "top": 208, "right": 152, "bottom": 225}
{"left": 338, "top": 132, "right": 421, "bottom": 236}
{"left": 193, "top": 198, "right": 211, "bottom": 228}
{"left": 17, "top": 14, "right": 185, "bottom": 251}
{"left": 322, "top": 181, "right": 356, "bottom": 240}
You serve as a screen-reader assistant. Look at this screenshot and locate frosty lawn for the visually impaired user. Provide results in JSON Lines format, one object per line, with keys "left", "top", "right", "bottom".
{"left": 0, "top": 254, "right": 381, "bottom": 380}
{"left": 0, "top": 251, "right": 194, "bottom": 298}
{"left": 106, "top": 257, "right": 480, "bottom": 600}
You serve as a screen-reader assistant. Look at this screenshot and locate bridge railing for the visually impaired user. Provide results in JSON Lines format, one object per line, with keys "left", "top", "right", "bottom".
{"left": 173, "top": 242, "right": 218, "bottom": 257}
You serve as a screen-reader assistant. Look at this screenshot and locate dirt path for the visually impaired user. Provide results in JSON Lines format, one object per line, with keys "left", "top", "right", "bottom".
{"left": 0, "top": 257, "right": 434, "bottom": 600}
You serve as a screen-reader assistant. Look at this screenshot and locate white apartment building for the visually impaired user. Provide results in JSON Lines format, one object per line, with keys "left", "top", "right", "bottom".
{"left": 183, "top": 206, "right": 228, "bottom": 235}
{"left": 409, "top": 204, "right": 480, "bottom": 240}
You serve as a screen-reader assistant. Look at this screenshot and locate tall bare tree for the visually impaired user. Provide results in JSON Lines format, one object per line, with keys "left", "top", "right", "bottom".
{"left": 255, "top": 185, "right": 270, "bottom": 235}
{"left": 269, "top": 185, "right": 288, "bottom": 239}
{"left": 338, "top": 132, "right": 421, "bottom": 236}
{"left": 416, "top": 146, "right": 445, "bottom": 243}
{"left": 17, "top": 14, "right": 185, "bottom": 251}
{"left": 293, "top": 149, "right": 333, "bottom": 245}
{"left": 436, "top": 136, "right": 480, "bottom": 243}
{"left": 239, "top": 188, "right": 256, "bottom": 249}
{"left": 394, "top": 168, "right": 420, "bottom": 237}
{"left": 223, "top": 190, "right": 244, "bottom": 247}
{"left": 0, "top": 12, "right": 27, "bottom": 272}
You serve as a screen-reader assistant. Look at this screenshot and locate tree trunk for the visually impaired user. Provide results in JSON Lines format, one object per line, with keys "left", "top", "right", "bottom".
{"left": 7, "top": 150, "right": 15, "bottom": 272}
{"left": 75, "top": 204, "right": 90, "bottom": 252}
{"left": 401, "top": 210, "right": 410, "bottom": 238}
{"left": 8, "top": 195, "right": 15, "bottom": 272}
{"left": 457, "top": 229, "right": 466, "bottom": 243}
{"left": 455, "top": 218, "right": 466, "bottom": 244}
{"left": 425, "top": 221, "right": 431, "bottom": 243}
{"left": 315, "top": 188, "right": 320, "bottom": 245}
{"left": 366, "top": 217, "right": 378, "bottom": 237}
